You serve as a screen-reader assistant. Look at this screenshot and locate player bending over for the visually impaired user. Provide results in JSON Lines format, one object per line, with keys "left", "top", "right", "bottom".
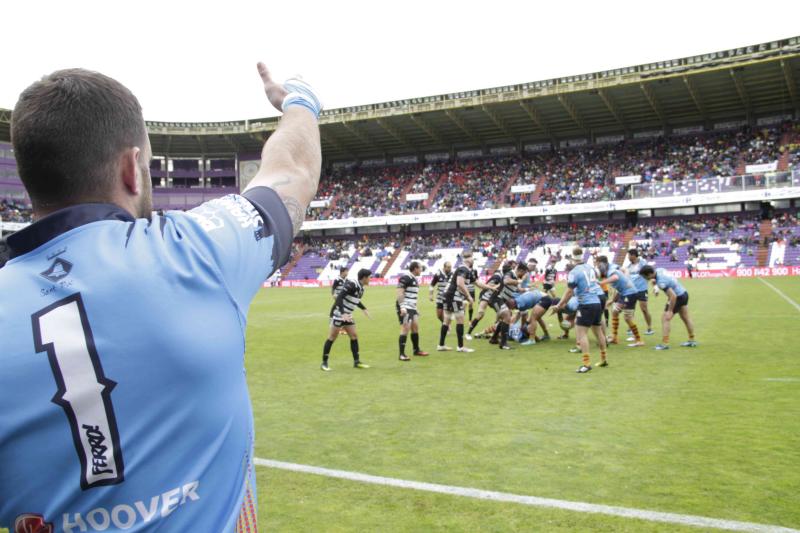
{"left": 639, "top": 265, "right": 697, "bottom": 350}
{"left": 396, "top": 261, "right": 429, "bottom": 360}
{"left": 489, "top": 262, "right": 529, "bottom": 350}
{"left": 552, "top": 247, "right": 608, "bottom": 373}
{"left": 322, "top": 268, "right": 372, "bottom": 371}
{"left": 439, "top": 251, "right": 493, "bottom": 352}
{"left": 505, "top": 289, "right": 553, "bottom": 345}
{"left": 467, "top": 262, "right": 507, "bottom": 338}
{"left": 429, "top": 262, "right": 452, "bottom": 323}
{"left": 597, "top": 256, "right": 645, "bottom": 347}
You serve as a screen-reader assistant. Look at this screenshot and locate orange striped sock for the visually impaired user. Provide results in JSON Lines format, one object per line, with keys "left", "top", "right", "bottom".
{"left": 631, "top": 324, "right": 640, "bottom": 341}
{"left": 583, "top": 353, "right": 590, "bottom": 366}
{"left": 612, "top": 317, "right": 620, "bottom": 337}
{"left": 600, "top": 350, "right": 607, "bottom": 361}
{"left": 662, "top": 335, "right": 669, "bottom": 344}
{"left": 689, "top": 334, "right": 695, "bottom": 340}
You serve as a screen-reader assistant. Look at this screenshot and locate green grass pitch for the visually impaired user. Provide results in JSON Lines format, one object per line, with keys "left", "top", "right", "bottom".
{"left": 244, "top": 277, "right": 800, "bottom": 532}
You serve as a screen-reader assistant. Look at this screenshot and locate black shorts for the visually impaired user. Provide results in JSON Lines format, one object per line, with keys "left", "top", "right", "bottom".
{"left": 490, "top": 296, "right": 508, "bottom": 314}
{"left": 444, "top": 298, "right": 465, "bottom": 314}
{"left": 397, "top": 308, "right": 419, "bottom": 325}
{"left": 576, "top": 303, "right": 603, "bottom": 327}
{"left": 543, "top": 282, "right": 554, "bottom": 291}
{"left": 468, "top": 288, "right": 476, "bottom": 301}
{"left": 598, "top": 293, "right": 608, "bottom": 310}
{"left": 480, "top": 291, "right": 493, "bottom": 303}
{"left": 436, "top": 301, "right": 444, "bottom": 311}
{"left": 331, "top": 316, "right": 355, "bottom": 328}
{"left": 636, "top": 290, "right": 649, "bottom": 302}
{"left": 537, "top": 296, "right": 553, "bottom": 311}
{"left": 616, "top": 293, "right": 637, "bottom": 311}
{"left": 667, "top": 292, "right": 689, "bottom": 313}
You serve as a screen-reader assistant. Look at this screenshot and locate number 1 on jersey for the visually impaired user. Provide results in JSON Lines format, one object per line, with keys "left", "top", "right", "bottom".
{"left": 32, "top": 293, "right": 125, "bottom": 490}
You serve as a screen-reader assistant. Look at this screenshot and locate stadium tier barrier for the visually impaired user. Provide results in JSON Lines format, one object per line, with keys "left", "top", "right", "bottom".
{"left": 265, "top": 265, "right": 800, "bottom": 288}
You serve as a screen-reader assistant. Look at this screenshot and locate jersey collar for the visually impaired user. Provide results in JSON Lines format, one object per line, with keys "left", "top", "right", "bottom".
{"left": 7, "top": 203, "right": 135, "bottom": 259}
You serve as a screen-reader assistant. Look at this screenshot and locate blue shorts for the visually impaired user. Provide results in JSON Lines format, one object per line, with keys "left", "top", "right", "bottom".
{"left": 616, "top": 293, "right": 638, "bottom": 311}
{"left": 636, "top": 290, "right": 648, "bottom": 302}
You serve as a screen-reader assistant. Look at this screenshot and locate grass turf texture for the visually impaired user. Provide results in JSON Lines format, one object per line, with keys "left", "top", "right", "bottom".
{"left": 245, "top": 277, "right": 800, "bottom": 532}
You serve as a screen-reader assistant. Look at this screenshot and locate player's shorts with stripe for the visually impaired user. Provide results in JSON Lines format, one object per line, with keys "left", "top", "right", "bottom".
{"left": 576, "top": 303, "right": 603, "bottom": 327}
{"left": 397, "top": 308, "right": 419, "bottom": 325}
{"left": 537, "top": 296, "right": 554, "bottom": 310}
{"left": 480, "top": 290, "right": 494, "bottom": 303}
{"left": 490, "top": 297, "right": 508, "bottom": 314}
{"left": 635, "top": 290, "right": 648, "bottom": 302}
{"left": 468, "top": 289, "right": 475, "bottom": 302}
{"left": 444, "top": 298, "right": 465, "bottom": 314}
{"left": 666, "top": 292, "right": 689, "bottom": 313}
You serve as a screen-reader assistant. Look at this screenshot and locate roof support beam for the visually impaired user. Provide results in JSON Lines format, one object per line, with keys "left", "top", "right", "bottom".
{"left": 342, "top": 121, "right": 383, "bottom": 153}
{"left": 597, "top": 90, "right": 628, "bottom": 134}
{"left": 518, "top": 101, "right": 557, "bottom": 145}
{"left": 445, "top": 109, "right": 483, "bottom": 145}
{"left": 640, "top": 83, "right": 667, "bottom": 128}
{"left": 410, "top": 114, "right": 445, "bottom": 145}
{"left": 557, "top": 94, "right": 590, "bottom": 136}
{"left": 729, "top": 68, "right": 752, "bottom": 120}
{"left": 376, "top": 118, "right": 415, "bottom": 150}
{"left": 320, "top": 129, "right": 356, "bottom": 159}
{"left": 780, "top": 59, "right": 799, "bottom": 113}
{"left": 683, "top": 76, "right": 710, "bottom": 126}
{"left": 481, "top": 105, "right": 515, "bottom": 140}
{"left": 194, "top": 135, "right": 207, "bottom": 156}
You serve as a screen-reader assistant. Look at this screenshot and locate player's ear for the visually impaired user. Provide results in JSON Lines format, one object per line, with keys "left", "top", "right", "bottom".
{"left": 120, "top": 147, "right": 142, "bottom": 195}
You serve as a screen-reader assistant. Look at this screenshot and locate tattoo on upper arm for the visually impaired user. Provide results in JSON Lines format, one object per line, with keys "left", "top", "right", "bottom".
{"left": 280, "top": 196, "right": 305, "bottom": 236}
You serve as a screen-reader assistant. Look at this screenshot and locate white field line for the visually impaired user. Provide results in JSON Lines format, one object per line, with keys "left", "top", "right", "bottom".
{"left": 254, "top": 458, "right": 799, "bottom": 532}
{"left": 757, "top": 277, "right": 800, "bottom": 313}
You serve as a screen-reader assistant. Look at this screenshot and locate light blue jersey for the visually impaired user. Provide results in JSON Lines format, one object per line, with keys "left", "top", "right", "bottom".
{"left": 606, "top": 263, "right": 639, "bottom": 296}
{"left": 655, "top": 268, "right": 687, "bottom": 296}
{"left": 564, "top": 296, "right": 580, "bottom": 314}
{"left": 567, "top": 263, "right": 601, "bottom": 305}
{"left": 626, "top": 259, "right": 649, "bottom": 292}
{"left": 514, "top": 290, "right": 545, "bottom": 312}
{"left": 0, "top": 188, "right": 291, "bottom": 532}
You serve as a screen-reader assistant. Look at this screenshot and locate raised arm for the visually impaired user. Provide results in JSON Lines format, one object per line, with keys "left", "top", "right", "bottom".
{"left": 243, "top": 63, "right": 322, "bottom": 236}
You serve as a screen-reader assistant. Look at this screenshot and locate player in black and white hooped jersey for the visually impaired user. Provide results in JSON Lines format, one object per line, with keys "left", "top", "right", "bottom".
{"left": 428, "top": 261, "right": 452, "bottom": 323}
{"left": 489, "top": 262, "right": 529, "bottom": 350}
{"left": 396, "top": 261, "right": 430, "bottom": 361}
{"left": 543, "top": 258, "right": 558, "bottom": 298}
{"left": 466, "top": 262, "right": 506, "bottom": 339}
{"left": 465, "top": 265, "right": 479, "bottom": 322}
{"left": 329, "top": 265, "right": 349, "bottom": 326}
{"left": 321, "top": 268, "right": 372, "bottom": 371}
{"left": 438, "top": 251, "right": 494, "bottom": 353}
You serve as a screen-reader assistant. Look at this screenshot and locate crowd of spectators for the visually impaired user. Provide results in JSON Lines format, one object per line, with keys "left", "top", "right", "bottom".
{"left": 768, "top": 212, "right": 800, "bottom": 248}
{"left": 0, "top": 199, "right": 32, "bottom": 223}
{"left": 301, "top": 122, "right": 797, "bottom": 219}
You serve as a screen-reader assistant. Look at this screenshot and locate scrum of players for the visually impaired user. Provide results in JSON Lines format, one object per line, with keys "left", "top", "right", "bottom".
{"left": 321, "top": 246, "right": 696, "bottom": 373}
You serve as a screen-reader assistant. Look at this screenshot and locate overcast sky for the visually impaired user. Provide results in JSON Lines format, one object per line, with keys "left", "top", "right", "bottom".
{"left": 3, "top": 0, "right": 799, "bottom": 122}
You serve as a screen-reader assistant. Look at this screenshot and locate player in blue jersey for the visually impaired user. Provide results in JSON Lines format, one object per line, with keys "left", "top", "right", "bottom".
{"left": 639, "top": 265, "right": 697, "bottom": 350}
{"left": 624, "top": 249, "right": 655, "bottom": 335}
{"left": 553, "top": 247, "right": 608, "bottom": 373}
{"left": 0, "top": 64, "right": 321, "bottom": 531}
{"left": 505, "top": 289, "right": 553, "bottom": 345}
{"left": 597, "top": 256, "right": 645, "bottom": 347}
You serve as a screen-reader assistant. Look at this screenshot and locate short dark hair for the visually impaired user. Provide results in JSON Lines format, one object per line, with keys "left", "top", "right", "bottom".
{"left": 596, "top": 255, "right": 609, "bottom": 264}
{"left": 628, "top": 248, "right": 639, "bottom": 257}
{"left": 11, "top": 68, "right": 147, "bottom": 209}
{"left": 640, "top": 265, "right": 655, "bottom": 277}
{"left": 357, "top": 268, "right": 372, "bottom": 280}
{"left": 516, "top": 263, "right": 529, "bottom": 272}
{"left": 409, "top": 261, "right": 421, "bottom": 272}
{"left": 461, "top": 250, "right": 473, "bottom": 259}
{"left": 339, "top": 266, "right": 349, "bottom": 273}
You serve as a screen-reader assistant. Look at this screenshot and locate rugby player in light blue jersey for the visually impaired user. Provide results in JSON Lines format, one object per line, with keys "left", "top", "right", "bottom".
{"left": 640, "top": 265, "right": 697, "bottom": 350}
{"left": 505, "top": 288, "right": 553, "bottom": 345}
{"left": 597, "top": 256, "right": 645, "bottom": 348}
{"left": 624, "top": 248, "right": 654, "bottom": 335}
{"left": 0, "top": 64, "right": 321, "bottom": 531}
{"left": 553, "top": 247, "right": 608, "bottom": 373}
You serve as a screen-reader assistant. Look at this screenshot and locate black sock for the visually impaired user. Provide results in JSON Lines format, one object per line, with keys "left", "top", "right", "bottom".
{"left": 399, "top": 334, "right": 407, "bottom": 356}
{"left": 456, "top": 324, "right": 465, "bottom": 348}
{"left": 323, "top": 339, "right": 333, "bottom": 363}
{"left": 500, "top": 323, "right": 508, "bottom": 346}
{"left": 350, "top": 339, "right": 359, "bottom": 361}
{"left": 439, "top": 325, "right": 449, "bottom": 346}
{"left": 604, "top": 308, "right": 609, "bottom": 322}
{"left": 468, "top": 318, "right": 481, "bottom": 334}
{"left": 411, "top": 332, "right": 420, "bottom": 351}
{"left": 468, "top": 307, "right": 473, "bottom": 321}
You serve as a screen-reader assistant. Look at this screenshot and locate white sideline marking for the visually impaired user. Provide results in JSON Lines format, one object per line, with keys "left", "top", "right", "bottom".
{"left": 254, "top": 458, "right": 799, "bottom": 532}
{"left": 763, "top": 378, "right": 800, "bottom": 383}
{"left": 758, "top": 278, "right": 800, "bottom": 313}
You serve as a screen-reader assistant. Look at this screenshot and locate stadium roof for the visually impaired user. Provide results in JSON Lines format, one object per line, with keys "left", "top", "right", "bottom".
{"left": 1, "top": 37, "right": 799, "bottom": 162}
